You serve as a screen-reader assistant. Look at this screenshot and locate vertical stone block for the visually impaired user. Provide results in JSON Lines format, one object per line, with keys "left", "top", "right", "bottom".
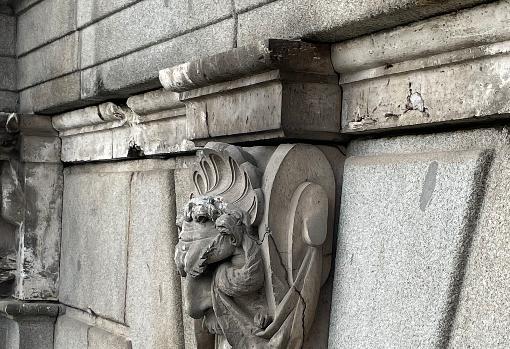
{"left": 17, "top": 0, "right": 76, "bottom": 55}
{"left": 330, "top": 149, "right": 492, "bottom": 348}
{"left": 0, "top": 14, "right": 15, "bottom": 56}
{"left": 54, "top": 315, "right": 88, "bottom": 349}
{"left": 125, "top": 169, "right": 185, "bottom": 348}
{"left": 450, "top": 147, "right": 510, "bottom": 347}
{"left": 60, "top": 167, "right": 131, "bottom": 323}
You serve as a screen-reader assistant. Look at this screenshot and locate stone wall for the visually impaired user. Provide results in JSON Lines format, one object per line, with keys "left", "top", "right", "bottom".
{"left": 9, "top": 0, "right": 494, "bottom": 114}
{"left": 2, "top": 0, "right": 510, "bottom": 348}
{"left": 0, "top": 5, "right": 16, "bottom": 112}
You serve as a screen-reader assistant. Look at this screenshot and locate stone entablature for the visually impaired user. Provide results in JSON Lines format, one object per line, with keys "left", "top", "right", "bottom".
{"left": 160, "top": 40, "right": 342, "bottom": 144}
{"left": 52, "top": 90, "right": 194, "bottom": 163}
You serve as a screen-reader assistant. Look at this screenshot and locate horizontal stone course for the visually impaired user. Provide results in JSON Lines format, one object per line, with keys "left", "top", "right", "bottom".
{"left": 0, "top": 56, "right": 16, "bottom": 91}
{"left": 0, "top": 14, "right": 15, "bottom": 56}
{"left": 19, "top": 73, "right": 82, "bottom": 114}
{"left": 81, "top": 19, "right": 234, "bottom": 101}
{"left": 77, "top": 0, "right": 140, "bottom": 28}
{"left": 237, "top": 0, "right": 493, "bottom": 45}
{"left": 341, "top": 51, "right": 510, "bottom": 133}
{"left": 18, "top": 33, "right": 79, "bottom": 90}
{"left": 0, "top": 91, "right": 17, "bottom": 112}
{"left": 17, "top": 0, "right": 76, "bottom": 55}
{"left": 79, "top": 0, "right": 232, "bottom": 69}
{"left": 332, "top": 1, "right": 510, "bottom": 73}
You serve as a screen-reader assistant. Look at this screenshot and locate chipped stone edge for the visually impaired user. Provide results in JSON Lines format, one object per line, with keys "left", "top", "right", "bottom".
{"left": 159, "top": 39, "right": 334, "bottom": 92}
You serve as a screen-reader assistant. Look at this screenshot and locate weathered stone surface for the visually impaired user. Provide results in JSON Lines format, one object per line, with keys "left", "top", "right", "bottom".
{"left": 125, "top": 170, "right": 185, "bottom": 348}
{"left": 60, "top": 130, "right": 114, "bottom": 162}
{"left": 88, "top": 327, "right": 131, "bottom": 349}
{"left": 0, "top": 91, "right": 17, "bottom": 112}
{"left": 13, "top": 0, "right": 44, "bottom": 14}
{"left": 160, "top": 39, "right": 335, "bottom": 91}
{"left": 174, "top": 143, "right": 336, "bottom": 347}
{"left": 81, "top": 19, "right": 234, "bottom": 100}
{"left": 54, "top": 315, "right": 88, "bottom": 349}
{"left": 0, "top": 317, "right": 17, "bottom": 348}
{"left": 16, "top": 162, "right": 63, "bottom": 300}
{"left": 60, "top": 167, "right": 131, "bottom": 322}
{"left": 19, "top": 73, "right": 81, "bottom": 114}
{"left": 341, "top": 51, "right": 510, "bottom": 133}
{"left": 0, "top": 300, "right": 61, "bottom": 349}
{"left": 17, "top": 0, "right": 76, "bottom": 55}
{"left": 332, "top": 1, "right": 510, "bottom": 73}
{"left": 330, "top": 148, "right": 493, "bottom": 348}
{"left": 0, "top": 13, "right": 15, "bottom": 56}
{"left": 77, "top": 0, "right": 139, "bottom": 28}
{"left": 237, "top": 0, "right": 493, "bottom": 45}
{"left": 160, "top": 40, "right": 341, "bottom": 144}
{"left": 79, "top": 0, "right": 232, "bottom": 69}
{"left": 55, "top": 95, "right": 192, "bottom": 162}
{"left": 17, "top": 32, "right": 79, "bottom": 90}
{"left": 0, "top": 57, "right": 16, "bottom": 91}
{"left": 234, "top": 0, "right": 274, "bottom": 12}
{"left": 449, "top": 146, "right": 510, "bottom": 348}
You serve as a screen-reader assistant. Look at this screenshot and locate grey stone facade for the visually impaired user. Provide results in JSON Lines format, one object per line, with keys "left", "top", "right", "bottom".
{"left": 1, "top": 0, "right": 510, "bottom": 348}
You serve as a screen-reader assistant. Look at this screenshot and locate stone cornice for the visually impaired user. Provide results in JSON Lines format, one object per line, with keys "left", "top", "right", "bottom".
{"left": 159, "top": 39, "right": 335, "bottom": 92}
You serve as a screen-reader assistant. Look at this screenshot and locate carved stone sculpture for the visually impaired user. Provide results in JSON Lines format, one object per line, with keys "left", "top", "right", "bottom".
{"left": 175, "top": 142, "right": 335, "bottom": 348}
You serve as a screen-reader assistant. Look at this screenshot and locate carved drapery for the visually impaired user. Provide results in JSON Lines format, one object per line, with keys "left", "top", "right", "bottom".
{"left": 175, "top": 142, "right": 335, "bottom": 348}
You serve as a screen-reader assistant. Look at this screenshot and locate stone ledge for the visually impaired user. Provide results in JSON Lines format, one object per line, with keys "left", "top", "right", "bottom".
{"left": 160, "top": 39, "right": 334, "bottom": 92}
{"left": 0, "top": 300, "right": 61, "bottom": 319}
{"left": 53, "top": 89, "right": 194, "bottom": 162}
{"left": 160, "top": 39, "right": 341, "bottom": 144}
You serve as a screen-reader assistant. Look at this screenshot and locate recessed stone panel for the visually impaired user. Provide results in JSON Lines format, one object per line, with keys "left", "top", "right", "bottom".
{"left": 330, "top": 149, "right": 492, "bottom": 348}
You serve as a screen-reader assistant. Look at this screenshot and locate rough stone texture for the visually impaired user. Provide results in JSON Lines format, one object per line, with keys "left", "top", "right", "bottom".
{"left": 19, "top": 73, "right": 81, "bottom": 114}
{"left": 330, "top": 148, "right": 492, "bottom": 348}
{"left": 125, "top": 170, "right": 185, "bottom": 348}
{"left": 81, "top": 19, "right": 234, "bottom": 100}
{"left": 17, "top": 32, "right": 79, "bottom": 90}
{"left": 0, "top": 91, "right": 17, "bottom": 112}
{"left": 0, "top": 57, "right": 16, "bottom": 91}
{"left": 237, "top": 0, "right": 493, "bottom": 45}
{"left": 77, "top": 0, "right": 139, "bottom": 28}
{"left": 0, "top": 13, "right": 15, "bottom": 56}
{"left": 0, "top": 301, "right": 61, "bottom": 349}
{"left": 55, "top": 95, "right": 192, "bottom": 162}
{"left": 13, "top": 0, "right": 44, "bottom": 14}
{"left": 332, "top": 1, "right": 510, "bottom": 72}
{"left": 449, "top": 146, "right": 510, "bottom": 348}
{"left": 17, "top": 318, "right": 55, "bottom": 349}
{"left": 234, "top": 0, "right": 274, "bottom": 12}
{"left": 16, "top": 162, "right": 63, "bottom": 300}
{"left": 88, "top": 327, "right": 131, "bottom": 349}
{"left": 0, "top": 318, "right": 17, "bottom": 348}
{"left": 54, "top": 315, "right": 88, "bottom": 349}
{"left": 16, "top": 0, "right": 76, "bottom": 55}
{"left": 58, "top": 160, "right": 189, "bottom": 347}
{"left": 341, "top": 52, "right": 510, "bottom": 133}
{"left": 79, "top": 0, "right": 232, "bottom": 69}
{"left": 60, "top": 168, "right": 131, "bottom": 323}
{"left": 160, "top": 40, "right": 341, "bottom": 144}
